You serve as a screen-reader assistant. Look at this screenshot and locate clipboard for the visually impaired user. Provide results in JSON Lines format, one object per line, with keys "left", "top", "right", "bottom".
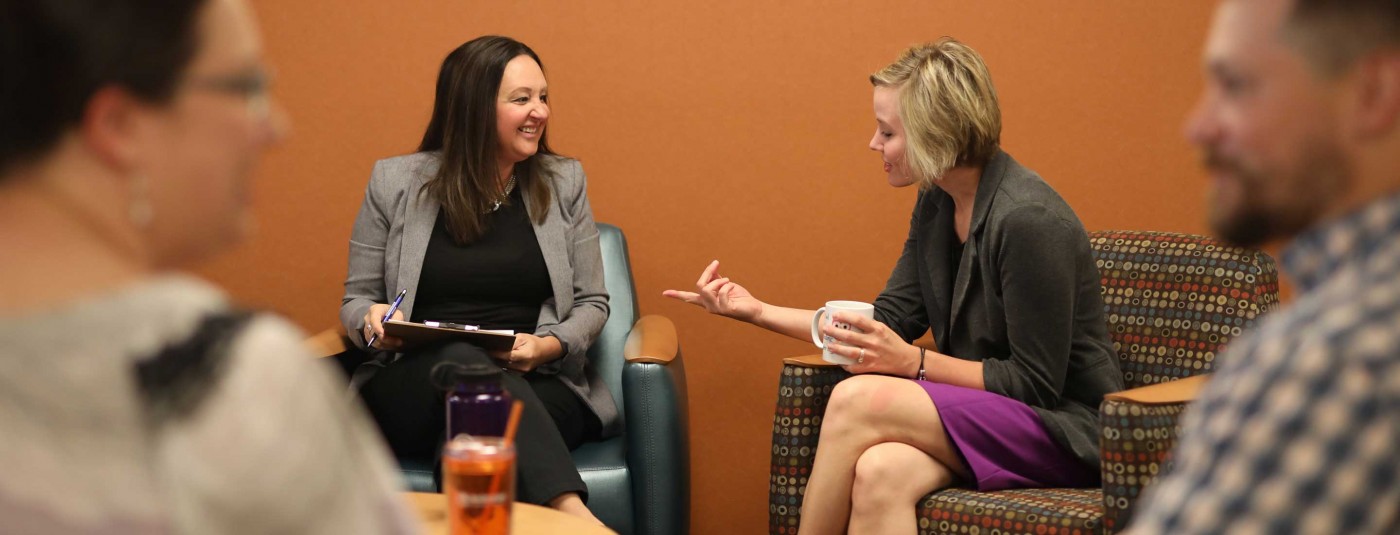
{"left": 381, "top": 320, "right": 517, "bottom": 351}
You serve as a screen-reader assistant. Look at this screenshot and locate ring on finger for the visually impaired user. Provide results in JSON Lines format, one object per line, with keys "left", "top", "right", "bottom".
{"left": 857, "top": 347, "right": 865, "bottom": 364}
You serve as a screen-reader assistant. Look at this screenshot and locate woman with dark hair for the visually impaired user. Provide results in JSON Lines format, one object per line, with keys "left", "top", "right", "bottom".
{"left": 341, "top": 35, "right": 612, "bottom": 521}
{"left": 0, "top": 0, "right": 415, "bottom": 532}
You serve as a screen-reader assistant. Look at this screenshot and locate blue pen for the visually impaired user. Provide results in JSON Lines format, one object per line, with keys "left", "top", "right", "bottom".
{"left": 367, "top": 289, "right": 408, "bottom": 348}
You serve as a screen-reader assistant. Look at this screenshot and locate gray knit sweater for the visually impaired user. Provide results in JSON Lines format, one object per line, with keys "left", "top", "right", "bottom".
{"left": 0, "top": 276, "right": 418, "bottom": 534}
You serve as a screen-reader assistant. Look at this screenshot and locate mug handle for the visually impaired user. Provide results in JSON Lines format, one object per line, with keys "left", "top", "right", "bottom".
{"left": 810, "top": 307, "right": 828, "bottom": 349}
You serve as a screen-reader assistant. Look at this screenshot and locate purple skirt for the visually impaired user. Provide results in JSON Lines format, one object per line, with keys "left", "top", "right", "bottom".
{"left": 916, "top": 380, "right": 1097, "bottom": 491}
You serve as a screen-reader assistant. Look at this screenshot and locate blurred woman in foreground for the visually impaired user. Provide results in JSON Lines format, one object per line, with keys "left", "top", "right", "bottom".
{"left": 0, "top": 0, "right": 415, "bottom": 532}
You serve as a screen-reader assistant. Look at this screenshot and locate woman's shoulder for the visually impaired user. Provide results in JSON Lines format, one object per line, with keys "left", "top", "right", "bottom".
{"left": 94, "top": 277, "right": 318, "bottom": 366}
{"left": 988, "top": 153, "right": 1083, "bottom": 231}
{"left": 156, "top": 309, "right": 406, "bottom": 522}
{"left": 367, "top": 152, "right": 441, "bottom": 191}
{"left": 108, "top": 277, "right": 317, "bottom": 370}
{"left": 1, "top": 276, "right": 226, "bottom": 373}
{"left": 3, "top": 274, "right": 316, "bottom": 387}
{"left": 376, "top": 151, "right": 440, "bottom": 170}
{"left": 537, "top": 154, "right": 586, "bottom": 198}
{"left": 538, "top": 154, "right": 583, "bottom": 179}
{"left": 141, "top": 293, "right": 337, "bottom": 428}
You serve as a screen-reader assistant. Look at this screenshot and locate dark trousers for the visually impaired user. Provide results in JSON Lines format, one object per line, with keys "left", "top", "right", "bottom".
{"left": 357, "top": 340, "right": 601, "bottom": 504}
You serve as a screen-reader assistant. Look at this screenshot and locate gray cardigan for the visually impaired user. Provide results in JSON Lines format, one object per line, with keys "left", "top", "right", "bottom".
{"left": 873, "top": 150, "right": 1123, "bottom": 469}
{"left": 340, "top": 152, "right": 618, "bottom": 437}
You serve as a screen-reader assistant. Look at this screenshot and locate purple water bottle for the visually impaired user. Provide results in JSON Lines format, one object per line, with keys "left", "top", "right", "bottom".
{"left": 436, "top": 361, "right": 513, "bottom": 439}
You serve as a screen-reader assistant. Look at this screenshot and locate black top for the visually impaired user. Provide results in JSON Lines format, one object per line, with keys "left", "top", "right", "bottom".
{"left": 872, "top": 150, "right": 1124, "bottom": 470}
{"left": 412, "top": 188, "right": 553, "bottom": 335}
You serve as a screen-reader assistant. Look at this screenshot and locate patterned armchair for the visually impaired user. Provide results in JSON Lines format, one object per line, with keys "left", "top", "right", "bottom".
{"left": 769, "top": 231, "right": 1280, "bottom": 534}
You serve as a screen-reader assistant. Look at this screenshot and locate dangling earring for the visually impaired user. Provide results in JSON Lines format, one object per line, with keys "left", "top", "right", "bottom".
{"left": 128, "top": 172, "right": 153, "bottom": 229}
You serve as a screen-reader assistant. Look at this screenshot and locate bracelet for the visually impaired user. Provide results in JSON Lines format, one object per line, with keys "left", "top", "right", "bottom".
{"left": 917, "top": 347, "right": 927, "bottom": 381}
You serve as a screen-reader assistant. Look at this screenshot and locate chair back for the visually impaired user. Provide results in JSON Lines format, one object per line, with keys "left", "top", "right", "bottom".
{"left": 588, "top": 223, "right": 638, "bottom": 418}
{"left": 1088, "top": 230, "right": 1280, "bottom": 389}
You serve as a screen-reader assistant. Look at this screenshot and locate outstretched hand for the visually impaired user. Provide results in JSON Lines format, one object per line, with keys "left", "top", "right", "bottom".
{"left": 662, "top": 260, "right": 764, "bottom": 323}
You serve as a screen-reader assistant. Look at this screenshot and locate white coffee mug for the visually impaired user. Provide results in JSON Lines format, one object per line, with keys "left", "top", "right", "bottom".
{"left": 810, "top": 300, "right": 875, "bottom": 365}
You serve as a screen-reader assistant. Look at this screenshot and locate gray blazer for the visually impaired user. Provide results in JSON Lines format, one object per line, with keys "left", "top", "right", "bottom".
{"left": 340, "top": 152, "right": 618, "bottom": 437}
{"left": 873, "top": 150, "right": 1123, "bottom": 469}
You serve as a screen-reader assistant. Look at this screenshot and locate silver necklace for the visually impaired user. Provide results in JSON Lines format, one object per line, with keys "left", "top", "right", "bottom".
{"left": 490, "top": 174, "right": 517, "bottom": 212}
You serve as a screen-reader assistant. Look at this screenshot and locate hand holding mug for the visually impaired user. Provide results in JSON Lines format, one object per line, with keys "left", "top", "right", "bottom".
{"left": 810, "top": 301, "right": 874, "bottom": 365}
{"left": 816, "top": 307, "right": 920, "bottom": 376}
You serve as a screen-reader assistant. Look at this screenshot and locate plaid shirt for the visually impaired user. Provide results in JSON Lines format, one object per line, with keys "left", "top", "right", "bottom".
{"left": 1131, "top": 193, "right": 1400, "bottom": 535}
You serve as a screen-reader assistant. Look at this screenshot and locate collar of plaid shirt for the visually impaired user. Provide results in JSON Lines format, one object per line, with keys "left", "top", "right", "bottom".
{"left": 1281, "top": 190, "right": 1400, "bottom": 292}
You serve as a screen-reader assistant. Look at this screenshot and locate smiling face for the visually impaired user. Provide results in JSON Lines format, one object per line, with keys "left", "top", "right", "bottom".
{"left": 495, "top": 54, "right": 549, "bottom": 168}
{"left": 869, "top": 85, "right": 915, "bottom": 187}
{"left": 1186, "top": 0, "right": 1351, "bottom": 247}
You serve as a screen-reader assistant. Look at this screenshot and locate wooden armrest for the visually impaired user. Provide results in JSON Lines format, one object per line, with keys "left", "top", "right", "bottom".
{"left": 623, "top": 315, "right": 679, "bottom": 365}
{"left": 304, "top": 326, "right": 347, "bottom": 359}
{"left": 783, "top": 354, "right": 841, "bottom": 368}
{"left": 783, "top": 333, "right": 931, "bottom": 367}
{"left": 1103, "top": 374, "right": 1210, "bottom": 405}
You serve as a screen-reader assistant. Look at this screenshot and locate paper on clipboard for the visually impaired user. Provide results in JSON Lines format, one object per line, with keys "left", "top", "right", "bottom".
{"left": 381, "top": 319, "right": 517, "bottom": 351}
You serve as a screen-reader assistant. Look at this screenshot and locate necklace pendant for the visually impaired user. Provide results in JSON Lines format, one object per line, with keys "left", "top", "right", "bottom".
{"left": 488, "top": 173, "right": 514, "bottom": 213}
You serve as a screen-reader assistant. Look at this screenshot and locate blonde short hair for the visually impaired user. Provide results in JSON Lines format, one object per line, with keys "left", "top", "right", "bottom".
{"left": 870, "top": 38, "right": 1001, "bottom": 187}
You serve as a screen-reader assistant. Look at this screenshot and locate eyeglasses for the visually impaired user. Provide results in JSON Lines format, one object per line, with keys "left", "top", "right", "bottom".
{"left": 185, "top": 68, "right": 274, "bottom": 119}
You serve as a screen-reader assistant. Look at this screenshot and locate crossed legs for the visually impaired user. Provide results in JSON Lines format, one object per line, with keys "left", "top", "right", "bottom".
{"left": 797, "top": 375, "right": 971, "bottom": 535}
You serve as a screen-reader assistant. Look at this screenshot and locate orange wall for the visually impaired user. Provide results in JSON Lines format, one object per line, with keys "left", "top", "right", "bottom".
{"left": 204, "top": 1, "right": 1220, "bottom": 531}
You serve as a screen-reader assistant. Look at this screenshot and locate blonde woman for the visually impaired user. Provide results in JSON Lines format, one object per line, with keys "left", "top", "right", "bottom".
{"left": 666, "top": 38, "right": 1123, "bottom": 533}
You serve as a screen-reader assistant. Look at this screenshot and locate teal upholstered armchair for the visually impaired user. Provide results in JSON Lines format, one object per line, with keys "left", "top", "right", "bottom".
{"left": 571, "top": 223, "right": 691, "bottom": 535}
{"left": 767, "top": 231, "right": 1279, "bottom": 534}
{"left": 321, "top": 223, "right": 690, "bottom": 535}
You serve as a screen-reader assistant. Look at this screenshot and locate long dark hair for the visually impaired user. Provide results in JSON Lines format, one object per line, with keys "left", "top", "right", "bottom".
{"left": 418, "top": 36, "right": 554, "bottom": 244}
{"left": 0, "top": 0, "right": 206, "bottom": 177}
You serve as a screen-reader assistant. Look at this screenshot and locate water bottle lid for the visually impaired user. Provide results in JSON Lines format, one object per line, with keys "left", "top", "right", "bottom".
{"left": 454, "top": 362, "right": 503, "bottom": 381}
{"left": 429, "top": 361, "right": 502, "bottom": 391}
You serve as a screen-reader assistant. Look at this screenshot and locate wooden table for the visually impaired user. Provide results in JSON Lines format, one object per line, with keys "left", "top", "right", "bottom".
{"left": 406, "top": 492, "right": 617, "bottom": 534}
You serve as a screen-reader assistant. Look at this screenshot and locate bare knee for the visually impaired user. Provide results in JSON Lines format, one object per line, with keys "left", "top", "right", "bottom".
{"left": 824, "top": 375, "right": 897, "bottom": 428}
{"left": 852, "top": 443, "right": 909, "bottom": 507}
{"left": 851, "top": 443, "right": 954, "bottom": 514}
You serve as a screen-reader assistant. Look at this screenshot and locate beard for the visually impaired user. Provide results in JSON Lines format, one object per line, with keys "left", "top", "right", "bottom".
{"left": 1204, "top": 141, "right": 1349, "bottom": 248}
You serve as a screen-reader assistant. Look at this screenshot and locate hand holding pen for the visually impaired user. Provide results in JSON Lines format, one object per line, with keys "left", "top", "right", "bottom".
{"left": 364, "top": 289, "right": 408, "bottom": 351}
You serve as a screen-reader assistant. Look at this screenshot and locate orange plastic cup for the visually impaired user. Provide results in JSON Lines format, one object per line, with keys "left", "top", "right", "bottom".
{"left": 443, "top": 436, "right": 516, "bottom": 535}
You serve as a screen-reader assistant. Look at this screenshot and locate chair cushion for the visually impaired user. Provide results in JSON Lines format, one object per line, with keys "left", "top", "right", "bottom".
{"left": 574, "top": 435, "right": 628, "bottom": 473}
{"left": 573, "top": 436, "right": 635, "bottom": 534}
{"left": 919, "top": 488, "right": 1103, "bottom": 535}
{"left": 398, "top": 456, "right": 437, "bottom": 493}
